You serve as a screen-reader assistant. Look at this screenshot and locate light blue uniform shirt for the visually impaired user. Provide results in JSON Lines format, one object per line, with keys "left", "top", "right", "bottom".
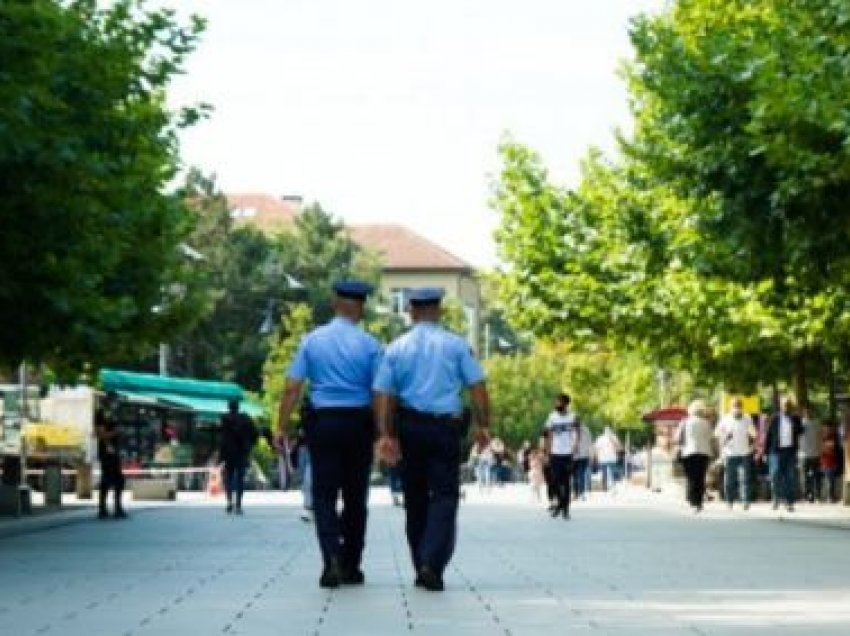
{"left": 373, "top": 322, "right": 485, "bottom": 415}
{"left": 288, "top": 317, "right": 382, "bottom": 408}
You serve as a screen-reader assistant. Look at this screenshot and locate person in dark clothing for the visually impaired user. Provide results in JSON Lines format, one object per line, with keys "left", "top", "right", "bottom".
{"left": 764, "top": 398, "right": 804, "bottom": 511}
{"left": 219, "top": 399, "right": 258, "bottom": 515}
{"left": 95, "top": 392, "right": 127, "bottom": 519}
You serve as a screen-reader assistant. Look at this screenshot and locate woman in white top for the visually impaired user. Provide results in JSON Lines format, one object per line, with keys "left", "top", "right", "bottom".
{"left": 595, "top": 427, "right": 621, "bottom": 492}
{"left": 675, "top": 399, "right": 714, "bottom": 512}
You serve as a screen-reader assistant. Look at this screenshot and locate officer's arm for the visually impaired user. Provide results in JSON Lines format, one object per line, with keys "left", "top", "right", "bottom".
{"left": 375, "top": 393, "right": 396, "bottom": 438}
{"left": 278, "top": 379, "right": 304, "bottom": 436}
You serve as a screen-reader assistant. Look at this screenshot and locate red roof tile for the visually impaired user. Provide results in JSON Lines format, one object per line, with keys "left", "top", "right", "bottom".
{"left": 349, "top": 224, "right": 472, "bottom": 271}
{"left": 226, "top": 193, "right": 301, "bottom": 234}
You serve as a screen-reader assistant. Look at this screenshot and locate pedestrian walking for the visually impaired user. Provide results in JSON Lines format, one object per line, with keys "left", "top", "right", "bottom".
{"left": 470, "top": 439, "right": 494, "bottom": 492}
{"left": 518, "top": 440, "right": 531, "bottom": 483}
{"left": 573, "top": 420, "right": 592, "bottom": 500}
{"left": 277, "top": 280, "right": 382, "bottom": 588}
{"left": 715, "top": 397, "right": 757, "bottom": 509}
{"left": 595, "top": 426, "right": 621, "bottom": 493}
{"left": 543, "top": 393, "right": 578, "bottom": 519}
{"left": 765, "top": 397, "right": 803, "bottom": 512}
{"left": 528, "top": 443, "right": 545, "bottom": 503}
{"left": 675, "top": 399, "right": 714, "bottom": 513}
{"left": 821, "top": 422, "right": 841, "bottom": 503}
{"left": 374, "top": 287, "right": 491, "bottom": 592}
{"left": 799, "top": 407, "right": 822, "bottom": 503}
{"left": 219, "top": 399, "right": 258, "bottom": 515}
{"left": 95, "top": 392, "right": 127, "bottom": 520}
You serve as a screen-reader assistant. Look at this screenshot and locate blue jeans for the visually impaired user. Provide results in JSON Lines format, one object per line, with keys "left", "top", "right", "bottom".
{"left": 724, "top": 455, "right": 752, "bottom": 504}
{"left": 476, "top": 459, "right": 493, "bottom": 489}
{"left": 769, "top": 449, "right": 797, "bottom": 505}
{"left": 573, "top": 457, "right": 590, "bottom": 497}
{"left": 298, "top": 446, "right": 312, "bottom": 509}
{"left": 601, "top": 461, "right": 618, "bottom": 491}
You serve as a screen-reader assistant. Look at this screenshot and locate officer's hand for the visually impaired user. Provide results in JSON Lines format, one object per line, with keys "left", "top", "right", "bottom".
{"left": 376, "top": 435, "right": 401, "bottom": 466}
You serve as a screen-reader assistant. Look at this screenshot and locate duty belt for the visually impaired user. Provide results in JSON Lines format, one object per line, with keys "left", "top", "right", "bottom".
{"left": 399, "top": 406, "right": 461, "bottom": 424}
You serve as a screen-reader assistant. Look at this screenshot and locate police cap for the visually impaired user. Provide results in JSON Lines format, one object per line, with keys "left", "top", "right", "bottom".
{"left": 408, "top": 287, "right": 445, "bottom": 306}
{"left": 333, "top": 280, "right": 374, "bottom": 301}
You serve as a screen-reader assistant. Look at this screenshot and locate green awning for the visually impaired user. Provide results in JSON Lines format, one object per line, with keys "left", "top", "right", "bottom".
{"left": 156, "top": 393, "right": 266, "bottom": 420}
{"left": 101, "top": 369, "right": 243, "bottom": 400}
{"left": 101, "top": 368, "right": 266, "bottom": 421}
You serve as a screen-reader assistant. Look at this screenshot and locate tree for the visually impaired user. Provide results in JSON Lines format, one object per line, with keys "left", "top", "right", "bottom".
{"left": 0, "top": 0, "right": 207, "bottom": 374}
{"left": 277, "top": 204, "right": 382, "bottom": 325}
{"left": 624, "top": 0, "right": 850, "bottom": 402}
{"left": 493, "top": 1, "right": 850, "bottom": 403}
{"left": 170, "top": 187, "right": 380, "bottom": 390}
{"left": 261, "top": 303, "right": 313, "bottom": 431}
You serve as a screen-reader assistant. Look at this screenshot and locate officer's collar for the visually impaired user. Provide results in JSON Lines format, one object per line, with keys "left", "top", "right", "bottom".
{"left": 332, "top": 315, "right": 357, "bottom": 326}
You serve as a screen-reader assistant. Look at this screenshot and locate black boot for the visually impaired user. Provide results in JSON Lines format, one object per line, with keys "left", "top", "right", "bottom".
{"left": 320, "top": 558, "right": 341, "bottom": 589}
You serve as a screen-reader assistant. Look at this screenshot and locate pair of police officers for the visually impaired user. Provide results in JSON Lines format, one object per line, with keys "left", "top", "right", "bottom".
{"left": 278, "top": 281, "right": 490, "bottom": 591}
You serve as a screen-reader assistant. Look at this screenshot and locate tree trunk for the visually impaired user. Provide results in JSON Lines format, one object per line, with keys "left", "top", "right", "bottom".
{"left": 794, "top": 350, "right": 808, "bottom": 408}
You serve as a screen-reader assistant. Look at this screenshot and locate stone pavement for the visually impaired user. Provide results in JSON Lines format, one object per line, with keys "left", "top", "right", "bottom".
{"left": 1, "top": 486, "right": 850, "bottom": 635}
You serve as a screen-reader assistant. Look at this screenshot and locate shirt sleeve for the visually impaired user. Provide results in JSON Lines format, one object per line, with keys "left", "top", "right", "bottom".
{"left": 372, "top": 348, "right": 396, "bottom": 395}
{"left": 287, "top": 336, "right": 310, "bottom": 381}
{"left": 369, "top": 339, "right": 384, "bottom": 383}
{"left": 457, "top": 340, "right": 485, "bottom": 386}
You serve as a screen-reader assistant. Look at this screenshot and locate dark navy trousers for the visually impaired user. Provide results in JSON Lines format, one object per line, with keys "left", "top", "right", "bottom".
{"left": 398, "top": 414, "right": 462, "bottom": 577}
{"left": 305, "top": 408, "right": 374, "bottom": 569}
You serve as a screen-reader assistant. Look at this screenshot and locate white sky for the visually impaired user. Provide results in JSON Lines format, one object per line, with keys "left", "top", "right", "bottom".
{"left": 168, "top": 0, "right": 663, "bottom": 267}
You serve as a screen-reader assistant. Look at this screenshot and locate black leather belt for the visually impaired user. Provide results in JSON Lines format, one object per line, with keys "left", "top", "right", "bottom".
{"left": 314, "top": 406, "right": 372, "bottom": 416}
{"left": 399, "top": 406, "right": 461, "bottom": 424}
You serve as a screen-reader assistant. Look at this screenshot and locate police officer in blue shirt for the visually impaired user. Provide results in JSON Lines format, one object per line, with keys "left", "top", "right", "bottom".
{"left": 374, "top": 287, "right": 491, "bottom": 592}
{"left": 278, "top": 280, "right": 382, "bottom": 588}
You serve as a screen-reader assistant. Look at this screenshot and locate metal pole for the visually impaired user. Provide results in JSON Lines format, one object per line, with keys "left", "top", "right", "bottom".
{"left": 159, "top": 343, "right": 169, "bottom": 376}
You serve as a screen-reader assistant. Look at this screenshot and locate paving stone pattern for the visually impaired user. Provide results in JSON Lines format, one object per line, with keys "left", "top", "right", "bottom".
{"left": 1, "top": 490, "right": 849, "bottom": 635}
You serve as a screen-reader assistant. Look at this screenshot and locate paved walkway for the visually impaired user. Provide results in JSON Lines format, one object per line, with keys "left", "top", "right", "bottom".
{"left": 1, "top": 487, "right": 850, "bottom": 635}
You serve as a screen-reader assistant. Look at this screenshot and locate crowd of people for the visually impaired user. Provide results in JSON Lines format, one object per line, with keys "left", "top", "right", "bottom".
{"left": 467, "top": 394, "right": 628, "bottom": 518}
{"left": 675, "top": 396, "right": 846, "bottom": 513}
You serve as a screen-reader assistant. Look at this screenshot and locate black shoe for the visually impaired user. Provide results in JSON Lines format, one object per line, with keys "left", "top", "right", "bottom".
{"left": 97, "top": 509, "right": 110, "bottom": 520}
{"left": 562, "top": 507, "right": 570, "bottom": 520}
{"left": 225, "top": 502, "right": 233, "bottom": 514}
{"left": 550, "top": 505, "right": 562, "bottom": 518}
{"left": 114, "top": 509, "right": 128, "bottom": 519}
{"left": 320, "top": 560, "right": 341, "bottom": 589}
{"left": 417, "top": 566, "right": 444, "bottom": 592}
{"left": 340, "top": 567, "right": 365, "bottom": 585}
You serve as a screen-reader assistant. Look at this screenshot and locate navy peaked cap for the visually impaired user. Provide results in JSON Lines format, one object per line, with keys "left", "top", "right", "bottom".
{"left": 333, "top": 280, "right": 374, "bottom": 300}
{"left": 408, "top": 287, "right": 445, "bottom": 304}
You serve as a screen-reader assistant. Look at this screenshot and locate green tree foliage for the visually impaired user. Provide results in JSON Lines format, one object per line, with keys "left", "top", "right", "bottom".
{"left": 484, "top": 345, "right": 680, "bottom": 450}
{"left": 170, "top": 181, "right": 378, "bottom": 390}
{"left": 493, "top": 1, "right": 850, "bottom": 401}
{"left": 260, "top": 303, "right": 313, "bottom": 431}
{"left": 277, "top": 204, "right": 382, "bottom": 325}
{"left": 0, "top": 0, "right": 206, "bottom": 373}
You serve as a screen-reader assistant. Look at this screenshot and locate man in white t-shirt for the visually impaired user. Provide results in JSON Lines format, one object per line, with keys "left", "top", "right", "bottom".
{"left": 543, "top": 393, "right": 578, "bottom": 519}
{"left": 715, "top": 397, "right": 757, "bottom": 509}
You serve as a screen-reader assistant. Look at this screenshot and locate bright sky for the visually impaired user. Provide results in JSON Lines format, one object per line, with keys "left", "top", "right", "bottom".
{"left": 168, "top": 0, "right": 663, "bottom": 268}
